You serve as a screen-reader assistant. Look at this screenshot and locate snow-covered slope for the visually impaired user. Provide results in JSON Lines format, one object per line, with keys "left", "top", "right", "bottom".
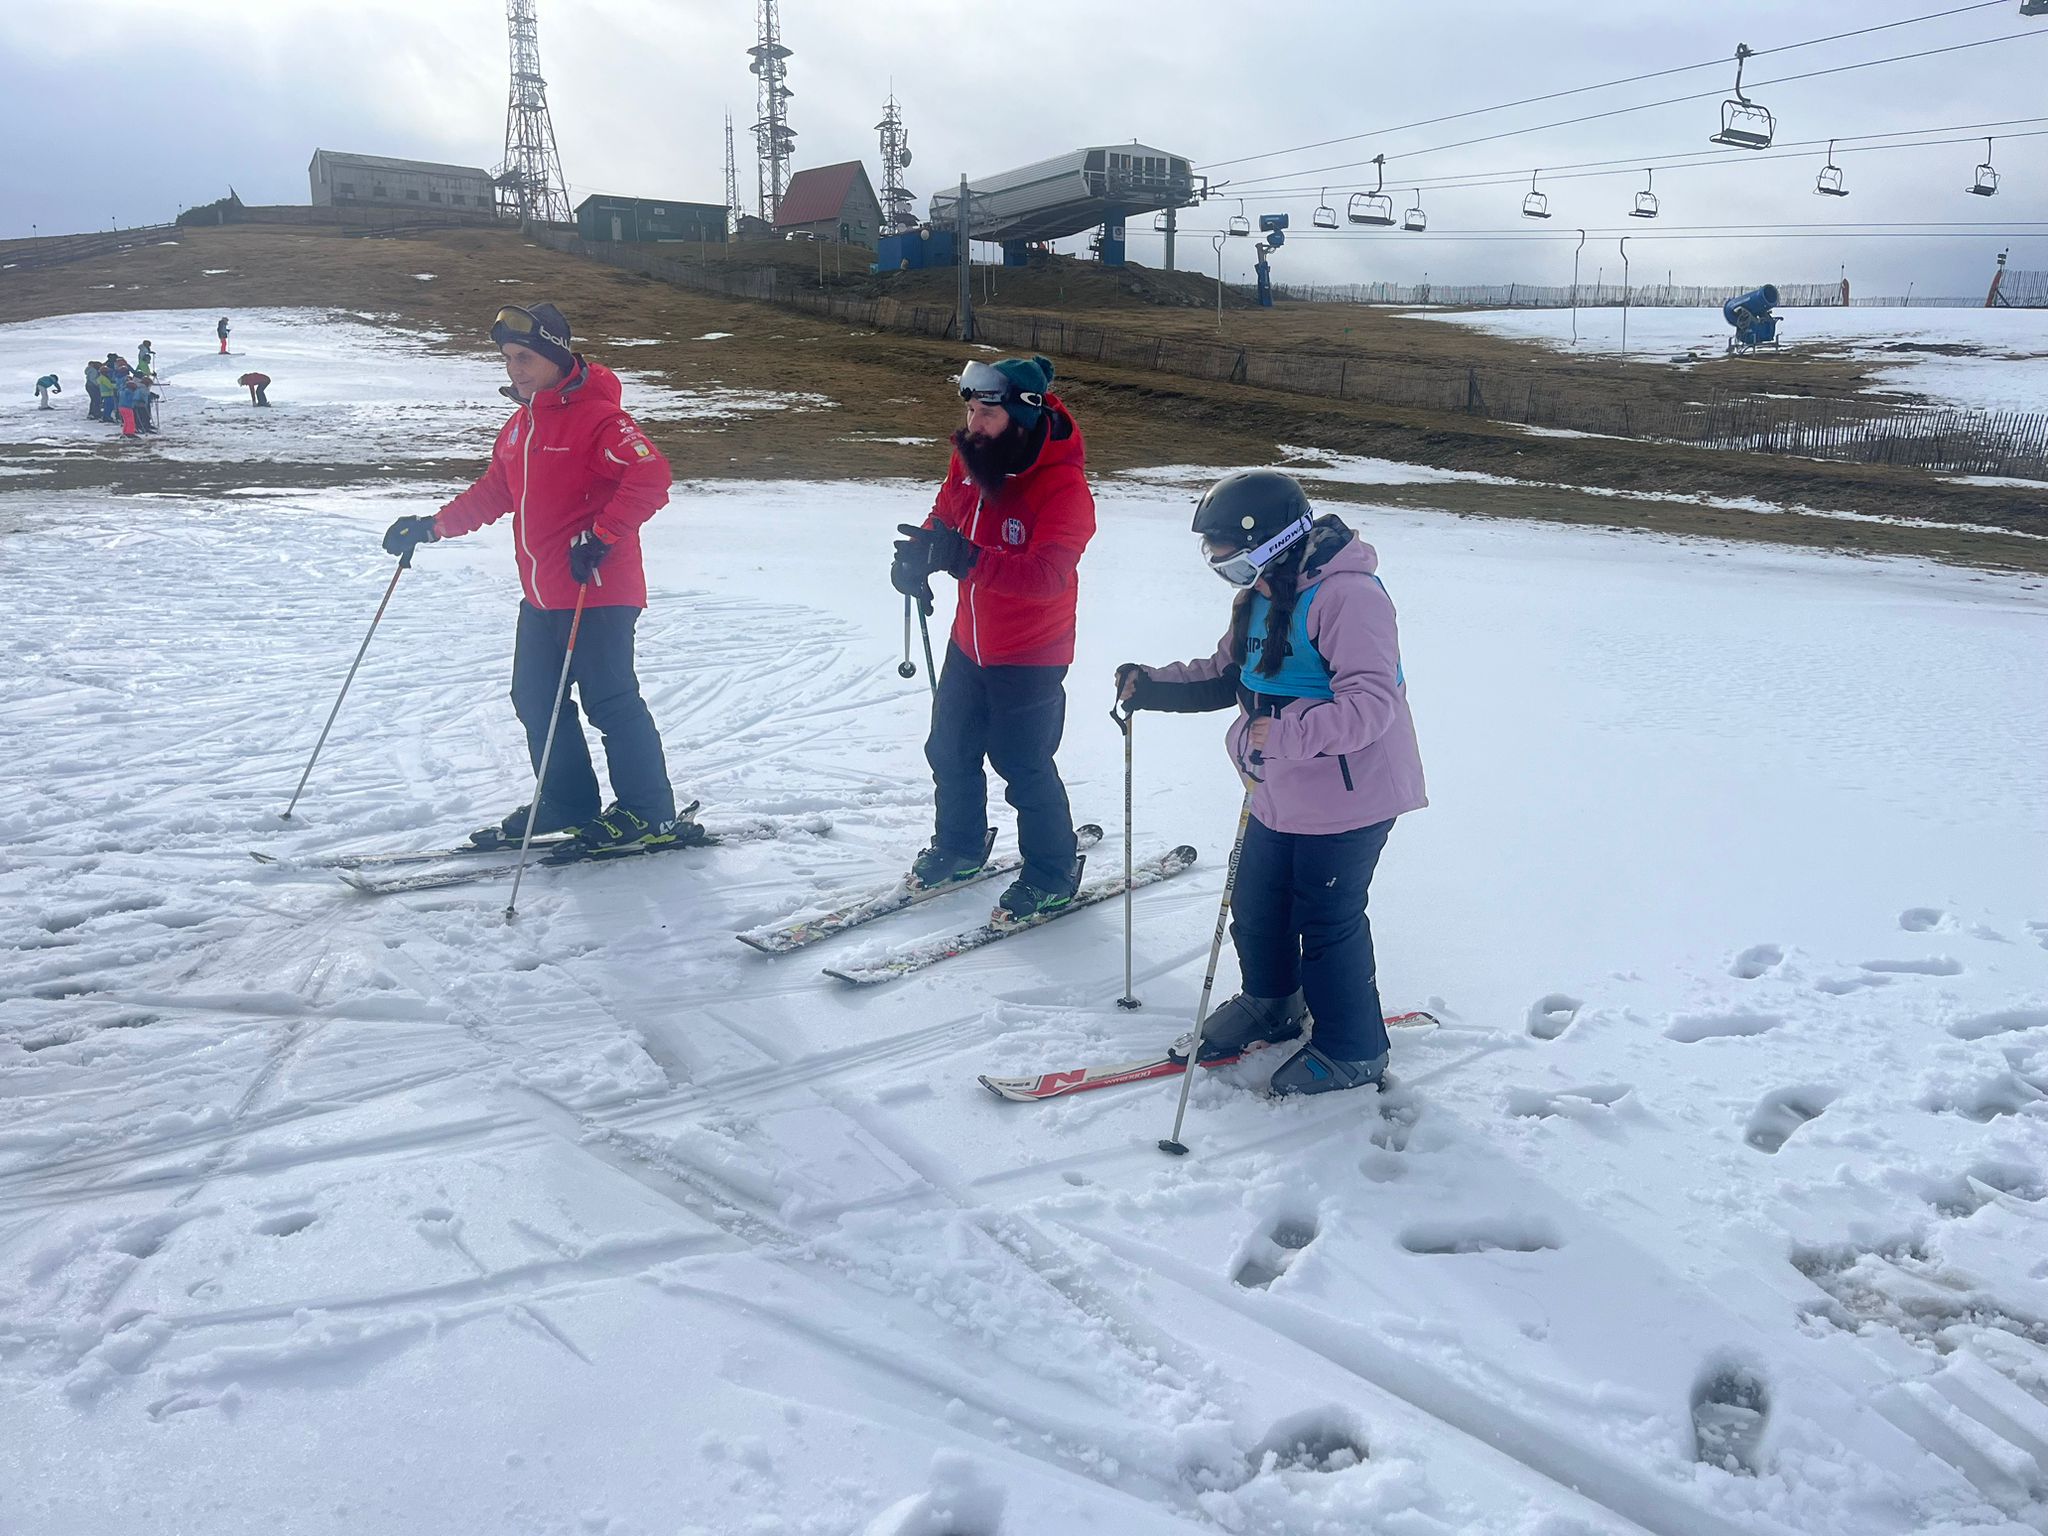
{"left": 1414, "top": 305, "right": 2048, "bottom": 414}
{"left": 3, "top": 310, "right": 2047, "bottom": 1534}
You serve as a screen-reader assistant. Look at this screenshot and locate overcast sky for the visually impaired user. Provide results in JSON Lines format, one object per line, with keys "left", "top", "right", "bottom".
{"left": 5, "top": 0, "right": 2045, "bottom": 298}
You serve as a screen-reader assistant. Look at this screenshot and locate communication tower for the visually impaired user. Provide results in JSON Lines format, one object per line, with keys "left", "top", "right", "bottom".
{"left": 748, "top": 0, "right": 795, "bottom": 221}
{"left": 494, "top": 0, "right": 572, "bottom": 225}
{"left": 877, "top": 93, "right": 917, "bottom": 234}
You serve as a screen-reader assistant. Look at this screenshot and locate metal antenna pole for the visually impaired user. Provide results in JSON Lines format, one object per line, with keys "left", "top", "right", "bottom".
{"left": 1159, "top": 786, "right": 1255, "bottom": 1156}
{"left": 504, "top": 582, "right": 590, "bottom": 921}
{"left": 281, "top": 551, "right": 410, "bottom": 820}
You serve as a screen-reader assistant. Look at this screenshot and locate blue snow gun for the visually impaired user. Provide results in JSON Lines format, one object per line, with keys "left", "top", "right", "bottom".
{"left": 1722, "top": 284, "right": 1781, "bottom": 353}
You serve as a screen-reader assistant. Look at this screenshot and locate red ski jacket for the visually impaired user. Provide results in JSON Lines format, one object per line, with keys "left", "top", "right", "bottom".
{"left": 924, "top": 396, "right": 1096, "bottom": 667}
{"left": 434, "top": 358, "right": 671, "bottom": 609}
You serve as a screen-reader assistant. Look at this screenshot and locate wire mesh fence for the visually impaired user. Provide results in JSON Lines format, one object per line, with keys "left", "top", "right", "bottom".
{"left": 533, "top": 233, "right": 2048, "bottom": 483}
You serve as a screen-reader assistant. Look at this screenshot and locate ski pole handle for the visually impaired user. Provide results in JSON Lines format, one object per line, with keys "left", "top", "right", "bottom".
{"left": 280, "top": 550, "right": 411, "bottom": 820}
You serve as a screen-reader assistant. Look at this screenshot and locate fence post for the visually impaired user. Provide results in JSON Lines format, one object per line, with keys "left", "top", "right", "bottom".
{"left": 1465, "top": 367, "right": 1485, "bottom": 415}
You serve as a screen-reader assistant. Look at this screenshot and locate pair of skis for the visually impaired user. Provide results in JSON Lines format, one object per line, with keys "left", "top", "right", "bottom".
{"left": 976, "top": 1010, "right": 1442, "bottom": 1102}
{"left": 251, "top": 802, "right": 821, "bottom": 896}
{"left": 735, "top": 824, "right": 1205, "bottom": 985}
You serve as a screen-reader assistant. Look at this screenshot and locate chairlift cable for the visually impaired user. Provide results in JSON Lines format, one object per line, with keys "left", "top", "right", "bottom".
{"left": 1223, "top": 32, "right": 2047, "bottom": 191}
{"left": 1197, "top": 0, "right": 2011, "bottom": 173}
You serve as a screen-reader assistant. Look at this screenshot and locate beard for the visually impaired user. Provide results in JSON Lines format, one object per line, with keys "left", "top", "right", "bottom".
{"left": 952, "top": 414, "right": 1044, "bottom": 493}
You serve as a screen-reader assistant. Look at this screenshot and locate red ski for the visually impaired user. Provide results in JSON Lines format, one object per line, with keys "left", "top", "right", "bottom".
{"left": 977, "top": 1011, "right": 1440, "bottom": 1102}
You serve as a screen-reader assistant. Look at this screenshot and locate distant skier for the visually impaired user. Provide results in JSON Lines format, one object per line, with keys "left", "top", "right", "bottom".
{"left": 137, "top": 340, "right": 154, "bottom": 377}
{"left": 239, "top": 371, "right": 271, "bottom": 407}
{"left": 83, "top": 362, "right": 103, "bottom": 420}
{"left": 35, "top": 374, "right": 61, "bottom": 410}
{"left": 890, "top": 353, "right": 1096, "bottom": 922}
{"left": 379, "top": 301, "right": 683, "bottom": 853}
{"left": 216, "top": 316, "right": 230, "bottom": 355}
{"left": 113, "top": 368, "right": 141, "bottom": 437}
{"left": 1115, "top": 470, "right": 1426, "bottom": 1096}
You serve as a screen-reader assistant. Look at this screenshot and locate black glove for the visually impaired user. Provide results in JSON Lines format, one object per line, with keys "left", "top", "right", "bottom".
{"left": 890, "top": 548, "right": 935, "bottom": 617}
{"left": 383, "top": 515, "right": 440, "bottom": 561}
{"left": 569, "top": 530, "right": 612, "bottom": 585}
{"left": 896, "top": 521, "right": 978, "bottom": 579}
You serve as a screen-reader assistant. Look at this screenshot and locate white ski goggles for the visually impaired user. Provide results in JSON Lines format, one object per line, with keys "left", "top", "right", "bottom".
{"left": 956, "top": 358, "right": 1043, "bottom": 409}
{"left": 1204, "top": 514, "right": 1312, "bottom": 587}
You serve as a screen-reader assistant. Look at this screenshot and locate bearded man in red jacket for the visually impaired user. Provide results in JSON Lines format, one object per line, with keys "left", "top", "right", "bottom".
{"left": 381, "top": 302, "right": 681, "bottom": 853}
{"left": 892, "top": 354, "right": 1097, "bottom": 921}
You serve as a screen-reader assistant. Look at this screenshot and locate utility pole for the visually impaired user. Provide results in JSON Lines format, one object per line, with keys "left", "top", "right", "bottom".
{"left": 955, "top": 175, "right": 973, "bottom": 342}
{"left": 1163, "top": 205, "right": 1176, "bottom": 272}
{"left": 1212, "top": 233, "right": 1227, "bottom": 330}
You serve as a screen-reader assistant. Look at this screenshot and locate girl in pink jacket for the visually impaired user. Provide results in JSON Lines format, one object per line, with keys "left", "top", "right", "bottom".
{"left": 1117, "top": 470, "right": 1426, "bottom": 1094}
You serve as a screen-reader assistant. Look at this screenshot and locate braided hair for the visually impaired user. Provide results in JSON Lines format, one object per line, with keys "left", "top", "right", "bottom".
{"left": 1228, "top": 540, "right": 1309, "bottom": 680}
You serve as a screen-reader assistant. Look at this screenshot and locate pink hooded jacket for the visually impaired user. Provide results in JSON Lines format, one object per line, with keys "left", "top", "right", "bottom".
{"left": 1140, "top": 527, "right": 1427, "bottom": 836}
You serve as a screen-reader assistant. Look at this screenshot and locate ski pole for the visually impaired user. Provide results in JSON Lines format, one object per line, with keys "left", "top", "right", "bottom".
{"left": 1113, "top": 702, "right": 1140, "bottom": 1011}
{"left": 1160, "top": 781, "right": 1256, "bottom": 1156}
{"left": 897, "top": 593, "right": 917, "bottom": 680}
{"left": 281, "top": 549, "right": 411, "bottom": 820}
{"left": 916, "top": 599, "right": 938, "bottom": 706}
{"left": 504, "top": 581, "right": 590, "bottom": 922}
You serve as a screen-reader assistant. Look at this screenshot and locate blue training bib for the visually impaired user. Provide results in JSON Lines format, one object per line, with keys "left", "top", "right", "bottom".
{"left": 1243, "top": 587, "right": 1333, "bottom": 700}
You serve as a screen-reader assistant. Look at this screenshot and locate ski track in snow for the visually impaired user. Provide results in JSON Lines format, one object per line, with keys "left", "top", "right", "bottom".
{"left": 3, "top": 309, "right": 2048, "bottom": 1533}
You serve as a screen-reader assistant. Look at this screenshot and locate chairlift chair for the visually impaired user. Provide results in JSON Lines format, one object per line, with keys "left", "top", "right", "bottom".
{"left": 1815, "top": 139, "right": 1847, "bottom": 197}
{"left": 1153, "top": 211, "right": 1169, "bottom": 232}
{"left": 1522, "top": 168, "right": 1551, "bottom": 220}
{"left": 1630, "top": 168, "right": 1659, "bottom": 220}
{"left": 1708, "top": 44, "right": 1774, "bottom": 149}
{"left": 2024, "top": 1, "right": 2048, "bottom": 16}
{"left": 1348, "top": 155, "right": 1397, "bottom": 226}
{"left": 1228, "top": 199, "right": 1251, "bottom": 237}
{"left": 1969, "top": 137, "right": 2000, "bottom": 196}
{"left": 1402, "top": 190, "right": 1427, "bottom": 232}
{"left": 1313, "top": 189, "right": 1338, "bottom": 230}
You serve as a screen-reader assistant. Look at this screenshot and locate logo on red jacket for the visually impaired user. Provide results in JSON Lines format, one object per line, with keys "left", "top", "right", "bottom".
{"left": 1002, "top": 517, "right": 1026, "bottom": 546}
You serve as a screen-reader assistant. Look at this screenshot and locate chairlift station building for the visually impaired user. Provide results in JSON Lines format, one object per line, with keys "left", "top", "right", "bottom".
{"left": 928, "top": 144, "right": 1198, "bottom": 266}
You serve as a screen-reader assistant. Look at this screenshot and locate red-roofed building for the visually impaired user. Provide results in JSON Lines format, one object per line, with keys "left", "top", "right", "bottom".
{"left": 772, "top": 161, "right": 884, "bottom": 248}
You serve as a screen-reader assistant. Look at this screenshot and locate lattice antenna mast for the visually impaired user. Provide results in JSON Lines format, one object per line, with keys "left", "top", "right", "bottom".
{"left": 495, "top": 0, "right": 572, "bottom": 225}
{"left": 876, "top": 92, "right": 917, "bottom": 235}
{"left": 748, "top": 0, "right": 795, "bottom": 221}
{"left": 723, "top": 112, "right": 741, "bottom": 240}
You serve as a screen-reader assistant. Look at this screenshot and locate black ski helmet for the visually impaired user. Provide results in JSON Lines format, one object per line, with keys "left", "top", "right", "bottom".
{"left": 1190, "top": 469, "right": 1314, "bottom": 549}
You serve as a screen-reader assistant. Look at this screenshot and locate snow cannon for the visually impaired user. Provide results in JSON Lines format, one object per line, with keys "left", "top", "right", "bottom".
{"left": 1722, "top": 284, "right": 1781, "bottom": 355}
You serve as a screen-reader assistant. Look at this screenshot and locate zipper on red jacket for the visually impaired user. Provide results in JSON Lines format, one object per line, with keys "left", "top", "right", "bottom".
{"left": 966, "top": 494, "right": 985, "bottom": 665}
{"left": 514, "top": 399, "right": 538, "bottom": 603}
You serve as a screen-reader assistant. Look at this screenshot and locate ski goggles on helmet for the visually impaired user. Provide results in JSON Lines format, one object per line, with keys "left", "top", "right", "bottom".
{"left": 1203, "top": 513, "right": 1312, "bottom": 587}
{"left": 491, "top": 305, "right": 569, "bottom": 352}
{"left": 956, "top": 358, "right": 1043, "bottom": 409}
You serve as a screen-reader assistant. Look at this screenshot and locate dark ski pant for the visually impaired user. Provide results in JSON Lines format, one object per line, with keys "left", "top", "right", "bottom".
{"left": 252, "top": 384, "right": 269, "bottom": 406}
{"left": 510, "top": 601, "right": 674, "bottom": 827}
{"left": 926, "top": 641, "right": 1077, "bottom": 892}
{"left": 86, "top": 386, "right": 103, "bottom": 420}
{"left": 1231, "top": 815, "right": 1395, "bottom": 1062}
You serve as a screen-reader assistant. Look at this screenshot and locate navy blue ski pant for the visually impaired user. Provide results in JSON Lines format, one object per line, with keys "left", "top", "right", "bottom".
{"left": 1231, "top": 815, "right": 1395, "bottom": 1062}
{"left": 926, "top": 641, "right": 1078, "bottom": 892}
{"left": 510, "top": 601, "right": 674, "bottom": 827}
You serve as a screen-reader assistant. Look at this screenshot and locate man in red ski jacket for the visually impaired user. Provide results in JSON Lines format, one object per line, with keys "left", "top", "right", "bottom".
{"left": 381, "top": 302, "right": 682, "bottom": 853}
{"left": 892, "top": 353, "right": 1097, "bottom": 920}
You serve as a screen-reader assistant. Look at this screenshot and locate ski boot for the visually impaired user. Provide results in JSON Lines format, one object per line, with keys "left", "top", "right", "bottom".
{"left": 1170, "top": 990, "right": 1309, "bottom": 1065}
{"left": 472, "top": 801, "right": 583, "bottom": 850}
{"left": 992, "top": 860, "right": 1083, "bottom": 926}
{"left": 575, "top": 803, "right": 686, "bottom": 855}
{"left": 909, "top": 842, "right": 988, "bottom": 892}
{"left": 1267, "top": 1042, "right": 1389, "bottom": 1097}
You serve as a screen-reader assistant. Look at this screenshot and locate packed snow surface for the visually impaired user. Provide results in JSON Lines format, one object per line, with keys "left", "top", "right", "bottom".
{"left": 2, "top": 309, "right": 2047, "bottom": 1534}
{"left": 1415, "top": 305, "right": 2048, "bottom": 414}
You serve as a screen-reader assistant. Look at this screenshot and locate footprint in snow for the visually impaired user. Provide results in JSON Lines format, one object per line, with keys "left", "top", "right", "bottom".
{"left": 1239, "top": 1408, "right": 1372, "bottom": 1481}
{"left": 1398, "top": 1215, "right": 1562, "bottom": 1255}
{"left": 1899, "top": 907, "right": 1948, "bottom": 933}
{"left": 1919, "top": 1069, "right": 2048, "bottom": 1123}
{"left": 1860, "top": 955, "right": 1964, "bottom": 977}
{"left": 1664, "top": 1011, "right": 1780, "bottom": 1044}
{"left": 1921, "top": 1162, "right": 2047, "bottom": 1218}
{"left": 1814, "top": 973, "right": 1892, "bottom": 996}
{"left": 1526, "top": 994, "right": 1582, "bottom": 1041}
{"left": 2029, "top": 921, "right": 2048, "bottom": 952}
{"left": 1691, "top": 1364, "right": 1771, "bottom": 1476}
{"left": 1233, "top": 1215, "right": 1319, "bottom": 1291}
{"left": 253, "top": 1211, "right": 317, "bottom": 1238}
{"left": 1744, "top": 1087, "right": 1836, "bottom": 1154}
{"left": 1948, "top": 1007, "right": 2048, "bottom": 1042}
{"left": 1729, "top": 943, "right": 1784, "bottom": 980}
{"left": 1504, "top": 1083, "right": 1632, "bottom": 1120}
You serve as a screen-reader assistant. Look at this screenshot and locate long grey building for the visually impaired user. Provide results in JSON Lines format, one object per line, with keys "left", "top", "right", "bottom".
{"left": 308, "top": 150, "right": 497, "bottom": 215}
